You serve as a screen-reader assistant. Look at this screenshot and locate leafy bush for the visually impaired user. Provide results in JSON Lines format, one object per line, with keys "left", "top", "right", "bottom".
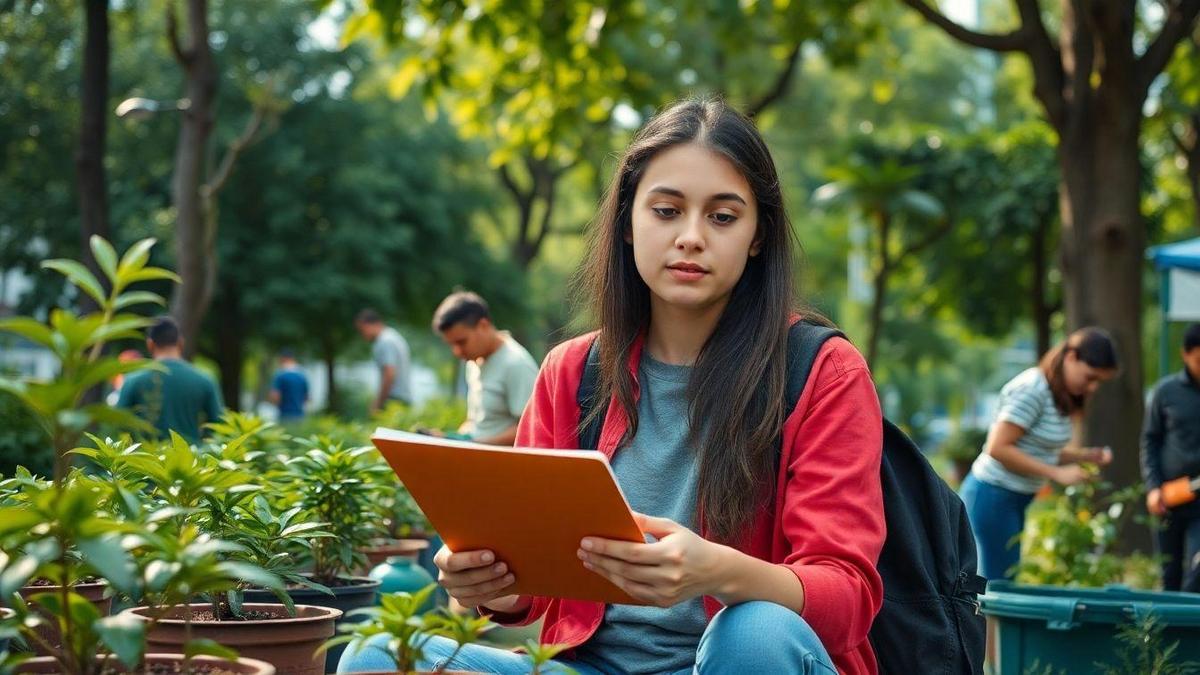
{"left": 1016, "top": 474, "right": 1161, "bottom": 589}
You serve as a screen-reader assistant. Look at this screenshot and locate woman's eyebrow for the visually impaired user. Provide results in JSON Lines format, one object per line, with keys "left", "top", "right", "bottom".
{"left": 647, "top": 186, "right": 747, "bottom": 205}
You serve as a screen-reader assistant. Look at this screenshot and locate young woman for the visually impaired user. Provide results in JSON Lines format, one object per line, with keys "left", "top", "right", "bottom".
{"left": 960, "top": 327, "right": 1119, "bottom": 582}
{"left": 342, "top": 99, "right": 886, "bottom": 674}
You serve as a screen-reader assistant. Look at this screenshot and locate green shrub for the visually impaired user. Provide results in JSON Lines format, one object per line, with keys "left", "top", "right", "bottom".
{"left": 1016, "top": 475, "right": 1161, "bottom": 589}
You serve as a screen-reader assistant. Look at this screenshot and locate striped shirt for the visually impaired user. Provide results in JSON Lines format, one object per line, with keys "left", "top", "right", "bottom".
{"left": 971, "top": 367, "right": 1074, "bottom": 494}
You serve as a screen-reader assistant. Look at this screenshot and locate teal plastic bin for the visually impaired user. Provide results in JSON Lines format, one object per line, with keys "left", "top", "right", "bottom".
{"left": 981, "top": 581, "right": 1200, "bottom": 674}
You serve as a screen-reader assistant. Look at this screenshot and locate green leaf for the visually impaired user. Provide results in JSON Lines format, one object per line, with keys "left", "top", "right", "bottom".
{"left": 123, "top": 267, "right": 181, "bottom": 284}
{"left": 41, "top": 259, "right": 107, "bottom": 305}
{"left": 0, "top": 555, "right": 39, "bottom": 597}
{"left": 113, "top": 291, "right": 166, "bottom": 310}
{"left": 184, "top": 638, "right": 239, "bottom": 661}
{"left": 94, "top": 613, "right": 145, "bottom": 668}
{"left": 89, "top": 236, "right": 119, "bottom": 283}
{"left": 77, "top": 536, "right": 137, "bottom": 595}
{"left": 216, "top": 562, "right": 283, "bottom": 592}
{"left": 0, "top": 507, "right": 44, "bottom": 538}
{"left": 116, "top": 238, "right": 156, "bottom": 278}
{"left": 0, "top": 318, "right": 56, "bottom": 350}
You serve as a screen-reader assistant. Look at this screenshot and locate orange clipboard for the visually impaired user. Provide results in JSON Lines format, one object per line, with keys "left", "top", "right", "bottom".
{"left": 370, "top": 427, "right": 646, "bottom": 605}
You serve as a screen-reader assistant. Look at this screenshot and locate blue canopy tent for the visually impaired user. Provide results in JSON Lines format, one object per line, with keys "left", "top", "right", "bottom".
{"left": 1148, "top": 237, "right": 1200, "bottom": 377}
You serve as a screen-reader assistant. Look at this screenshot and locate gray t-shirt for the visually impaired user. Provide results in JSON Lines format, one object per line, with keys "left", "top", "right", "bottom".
{"left": 372, "top": 326, "right": 412, "bottom": 404}
{"left": 464, "top": 333, "right": 539, "bottom": 440}
{"left": 971, "top": 367, "right": 1074, "bottom": 494}
{"left": 573, "top": 353, "right": 707, "bottom": 675}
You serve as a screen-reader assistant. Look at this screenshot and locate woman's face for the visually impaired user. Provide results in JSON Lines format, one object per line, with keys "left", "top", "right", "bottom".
{"left": 628, "top": 142, "right": 760, "bottom": 315}
{"left": 1063, "top": 349, "right": 1117, "bottom": 397}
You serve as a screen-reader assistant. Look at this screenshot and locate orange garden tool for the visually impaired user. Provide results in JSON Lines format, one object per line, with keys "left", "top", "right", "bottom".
{"left": 1162, "top": 475, "right": 1200, "bottom": 508}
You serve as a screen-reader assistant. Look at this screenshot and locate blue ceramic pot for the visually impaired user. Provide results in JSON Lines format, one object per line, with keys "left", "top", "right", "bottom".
{"left": 369, "top": 556, "right": 436, "bottom": 611}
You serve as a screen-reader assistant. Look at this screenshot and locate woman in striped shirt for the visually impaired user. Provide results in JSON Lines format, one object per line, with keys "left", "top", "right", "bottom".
{"left": 961, "top": 327, "right": 1120, "bottom": 582}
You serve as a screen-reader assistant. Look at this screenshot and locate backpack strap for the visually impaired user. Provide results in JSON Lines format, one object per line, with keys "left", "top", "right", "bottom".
{"left": 577, "top": 336, "right": 604, "bottom": 450}
{"left": 785, "top": 321, "right": 846, "bottom": 413}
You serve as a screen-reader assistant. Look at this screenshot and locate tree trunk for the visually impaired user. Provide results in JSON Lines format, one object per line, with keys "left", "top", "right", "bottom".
{"left": 214, "top": 291, "right": 243, "bottom": 411}
{"left": 169, "top": 0, "right": 218, "bottom": 357}
{"left": 1057, "top": 98, "right": 1146, "bottom": 530}
{"left": 866, "top": 211, "right": 892, "bottom": 367}
{"left": 77, "top": 0, "right": 109, "bottom": 313}
{"left": 1031, "top": 217, "right": 1052, "bottom": 357}
{"left": 1185, "top": 115, "right": 1200, "bottom": 231}
{"left": 321, "top": 333, "right": 338, "bottom": 414}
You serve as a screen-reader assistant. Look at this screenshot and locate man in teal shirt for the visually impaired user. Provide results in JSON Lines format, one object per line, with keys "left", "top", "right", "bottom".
{"left": 116, "top": 316, "right": 223, "bottom": 443}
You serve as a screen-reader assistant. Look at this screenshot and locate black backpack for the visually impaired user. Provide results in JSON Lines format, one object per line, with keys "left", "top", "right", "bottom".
{"left": 576, "top": 322, "right": 986, "bottom": 674}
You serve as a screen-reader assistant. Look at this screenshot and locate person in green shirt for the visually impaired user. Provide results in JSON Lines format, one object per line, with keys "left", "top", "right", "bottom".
{"left": 116, "top": 316, "right": 223, "bottom": 443}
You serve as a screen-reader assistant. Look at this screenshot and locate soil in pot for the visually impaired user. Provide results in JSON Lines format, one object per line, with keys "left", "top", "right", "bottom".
{"left": 126, "top": 603, "right": 340, "bottom": 675}
{"left": 241, "top": 576, "right": 380, "bottom": 672}
{"left": 12, "top": 653, "right": 276, "bottom": 675}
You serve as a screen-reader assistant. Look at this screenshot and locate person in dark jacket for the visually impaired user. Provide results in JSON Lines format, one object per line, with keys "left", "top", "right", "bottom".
{"left": 1142, "top": 323, "right": 1200, "bottom": 592}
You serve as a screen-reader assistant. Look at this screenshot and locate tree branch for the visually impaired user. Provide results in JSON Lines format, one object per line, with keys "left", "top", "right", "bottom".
{"left": 897, "top": 0, "right": 1029, "bottom": 52}
{"left": 746, "top": 43, "right": 803, "bottom": 118}
{"left": 1137, "top": 0, "right": 1200, "bottom": 97}
{"left": 530, "top": 169, "right": 557, "bottom": 255}
{"left": 1017, "top": 0, "right": 1067, "bottom": 128}
{"left": 899, "top": 218, "right": 955, "bottom": 260}
{"left": 165, "top": 1, "right": 191, "bottom": 65}
{"left": 201, "top": 106, "right": 265, "bottom": 200}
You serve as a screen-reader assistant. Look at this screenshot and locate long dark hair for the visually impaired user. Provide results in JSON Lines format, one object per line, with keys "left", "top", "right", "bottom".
{"left": 1038, "top": 327, "right": 1119, "bottom": 416}
{"left": 577, "top": 98, "right": 803, "bottom": 543}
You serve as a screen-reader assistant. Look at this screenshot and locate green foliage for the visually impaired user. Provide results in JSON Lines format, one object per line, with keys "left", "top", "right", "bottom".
{"left": 0, "top": 237, "right": 176, "bottom": 478}
{"left": 939, "top": 427, "right": 988, "bottom": 463}
{"left": 278, "top": 441, "right": 395, "bottom": 583}
{"left": 1096, "top": 611, "right": 1200, "bottom": 675}
{"left": 1016, "top": 475, "right": 1160, "bottom": 589}
{"left": 321, "top": 585, "right": 490, "bottom": 674}
{"left": 0, "top": 391, "right": 51, "bottom": 479}
{"left": 524, "top": 640, "right": 577, "bottom": 675}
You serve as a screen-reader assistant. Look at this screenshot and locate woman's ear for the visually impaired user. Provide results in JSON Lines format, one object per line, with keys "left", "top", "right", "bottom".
{"left": 749, "top": 231, "right": 763, "bottom": 257}
{"left": 624, "top": 225, "right": 634, "bottom": 245}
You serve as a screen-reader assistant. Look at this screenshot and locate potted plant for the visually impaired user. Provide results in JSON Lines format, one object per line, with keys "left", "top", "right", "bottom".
{"left": 939, "top": 427, "right": 988, "bottom": 484}
{"left": 0, "top": 238, "right": 175, "bottom": 649}
{"left": 0, "top": 476, "right": 276, "bottom": 675}
{"left": 123, "top": 523, "right": 338, "bottom": 675}
{"left": 242, "top": 440, "right": 387, "bottom": 670}
{"left": 112, "top": 433, "right": 341, "bottom": 675}
{"left": 359, "top": 483, "right": 433, "bottom": 571}
{"left": 321, "top": 585, "right": 491, "bottom": 674}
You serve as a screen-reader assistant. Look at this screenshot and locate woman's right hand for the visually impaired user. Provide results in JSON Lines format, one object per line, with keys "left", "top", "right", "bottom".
{"left": 432, "top": 545, "right": 523, "bottom": 611}
{"left": 1052, "top": 464, "right": 1090, "bottom": 486}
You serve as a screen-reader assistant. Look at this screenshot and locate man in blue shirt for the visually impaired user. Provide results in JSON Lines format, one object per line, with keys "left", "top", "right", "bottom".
{"left": 269, "top": 349, "right": 309, "bottom": 422}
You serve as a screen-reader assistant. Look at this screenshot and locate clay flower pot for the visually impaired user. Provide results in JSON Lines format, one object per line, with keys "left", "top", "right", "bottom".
{"left": 13, "top": 653, "right": 276, "bottom": 674}
{"left": 125, "top": 603, "right": 341, "bottom": 675}
{"left": 8, "top": 581, "right": 113, "bottom": 655}
{"left": 241, "top": 576, "right": 381, "bottom": 671}
{"left": 360, "top": 539, "right": 430, "bottom": 572}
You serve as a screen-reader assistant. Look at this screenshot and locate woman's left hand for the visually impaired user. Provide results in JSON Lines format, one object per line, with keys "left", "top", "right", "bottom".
{"left": 578, "top": 512, "right": 724, "bottom": 608}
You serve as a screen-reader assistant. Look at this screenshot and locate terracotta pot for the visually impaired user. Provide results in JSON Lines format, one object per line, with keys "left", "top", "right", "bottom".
{"left": 360, "top": 539, "right": 430, "bottom": 572}
{"left": 241, "top": 576, "right": 381, "bottom": 672}
{"left": 12, "top": 653, "right": 275, "bottom": 674}
{"left": 125, "top": 603, "right": 341, "bottom": 675}
{"left": 8, "top": 581, "right": 112, "bottom": 655}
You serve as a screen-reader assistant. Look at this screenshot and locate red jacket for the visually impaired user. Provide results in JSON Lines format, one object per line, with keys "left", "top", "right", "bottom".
{"left": 492, "top": 328, "right": 886, "bottom": 675}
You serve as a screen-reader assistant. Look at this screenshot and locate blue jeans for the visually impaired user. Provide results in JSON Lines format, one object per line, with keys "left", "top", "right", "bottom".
{"left": 960, "top": 474, "right": 1035, "bottom": 581}
{"left": 338, "top": 601, "right": 837, "bottom": 674}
